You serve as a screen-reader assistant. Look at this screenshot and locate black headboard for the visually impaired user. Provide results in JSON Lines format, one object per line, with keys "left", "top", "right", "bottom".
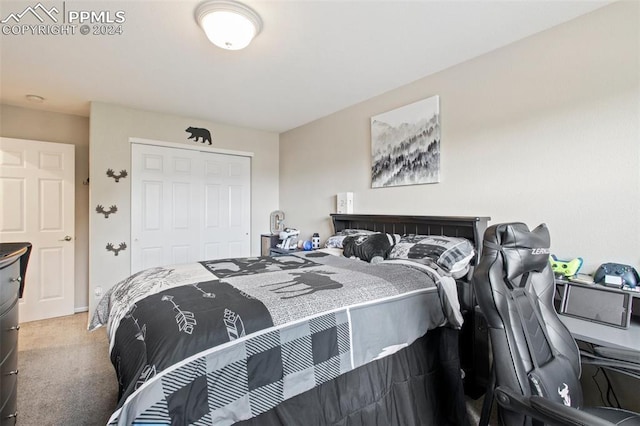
{"left": 330, "top": 214, "right": 491, "bottom": 388}
{"left": 330, "top": 214, "right": 490, "bottom": 264}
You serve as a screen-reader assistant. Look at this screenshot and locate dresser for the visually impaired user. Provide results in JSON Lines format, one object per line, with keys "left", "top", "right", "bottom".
{"left": 0, "top": 243, "right": 31, "bottom": 424}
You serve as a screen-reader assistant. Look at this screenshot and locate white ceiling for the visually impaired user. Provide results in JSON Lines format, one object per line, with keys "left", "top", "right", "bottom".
{"left": 0, "top": 0, "right": 611, "bottom": 133}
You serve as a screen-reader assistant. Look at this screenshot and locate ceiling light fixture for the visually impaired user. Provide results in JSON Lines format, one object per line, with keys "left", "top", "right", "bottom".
{"left": 195, "top": 0, "right": 262, "bottom": 51}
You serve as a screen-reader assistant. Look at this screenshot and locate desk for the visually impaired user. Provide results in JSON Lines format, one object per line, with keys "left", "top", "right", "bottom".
{"left": 555, "top": 278, "right": 640, "bottom": 351}
{"left": 559, "top": 314, "right": 640, "bottom": 352}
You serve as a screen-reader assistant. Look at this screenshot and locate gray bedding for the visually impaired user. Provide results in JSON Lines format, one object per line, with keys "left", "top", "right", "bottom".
{"left": 91, "top": 251, "right": 462, "bottom": 425}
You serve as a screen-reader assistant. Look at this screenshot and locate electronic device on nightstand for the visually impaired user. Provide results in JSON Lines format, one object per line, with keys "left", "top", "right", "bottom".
{"left": 277, "top": 228, "right": 300, "bottom": 250}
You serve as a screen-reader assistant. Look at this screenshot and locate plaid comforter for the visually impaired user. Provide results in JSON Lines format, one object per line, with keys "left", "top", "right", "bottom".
{"left": 90, "top": 251, "right": 461, "bottom": 425}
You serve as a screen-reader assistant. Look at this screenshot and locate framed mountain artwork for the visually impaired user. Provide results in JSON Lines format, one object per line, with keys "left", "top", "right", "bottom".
{"left": 370, "top": 95, "right": 440, "bottom": 188}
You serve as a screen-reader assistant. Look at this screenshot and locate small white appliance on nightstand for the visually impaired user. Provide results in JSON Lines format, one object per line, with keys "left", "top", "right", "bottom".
{"left": 278, "top": 228, "right": 300, "bottom": 250}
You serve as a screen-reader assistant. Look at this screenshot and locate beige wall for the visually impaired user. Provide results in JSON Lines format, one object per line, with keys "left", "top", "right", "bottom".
{"left": 0, "top": 104, "right": 91, "bottom": 311}
{"left": 280, "top": 1, "right": 640, "bottom": 274}
{"left": 89, "top": 102, "right": 279, "bottom": 317}
{"left": 4, "top": 1, "right": 638, "bottom": 319}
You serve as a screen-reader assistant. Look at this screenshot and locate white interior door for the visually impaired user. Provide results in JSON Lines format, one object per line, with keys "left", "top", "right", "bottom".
{"left": 131, "top": 143, "right": 250, "bottom": 274}
{"left": 0, "top": 137, "right": 75, "bottom": 322}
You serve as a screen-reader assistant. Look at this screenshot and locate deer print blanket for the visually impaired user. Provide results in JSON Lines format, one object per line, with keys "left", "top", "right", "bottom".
{"left": 91, "top": 251, "right": 462, "bottom": 426}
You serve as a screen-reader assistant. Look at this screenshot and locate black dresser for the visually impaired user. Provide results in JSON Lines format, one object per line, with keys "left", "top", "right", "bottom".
{"left": 0, "top": 243, "right": 31, "bottom": 424}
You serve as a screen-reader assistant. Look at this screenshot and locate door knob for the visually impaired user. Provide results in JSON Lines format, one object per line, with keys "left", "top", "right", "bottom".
{"left": 60, "top": 236, "right": 72, "bottom": 242}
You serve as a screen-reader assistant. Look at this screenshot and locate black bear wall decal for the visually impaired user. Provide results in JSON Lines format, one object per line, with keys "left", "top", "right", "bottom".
{"left": 185, "top": 126, "right": 212, "bottom": 145}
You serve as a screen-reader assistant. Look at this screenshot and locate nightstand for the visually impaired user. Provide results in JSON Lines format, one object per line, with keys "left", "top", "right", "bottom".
{"left": 269, "top": 247, "right": 304, "bottom": 257}
{"left": 260, "top": 234, "right": 280, "bottom": 256}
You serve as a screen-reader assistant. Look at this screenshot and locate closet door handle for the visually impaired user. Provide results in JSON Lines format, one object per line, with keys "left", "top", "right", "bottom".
{"left": 9, "top": 277, "right": 21, "bottom": 283}
{"left": 8, "top": 325, "right": 19, "bottom": 331}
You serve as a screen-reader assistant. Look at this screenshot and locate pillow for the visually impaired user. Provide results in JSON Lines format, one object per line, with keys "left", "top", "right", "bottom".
{"left": 496, "top": 223, "right": 550, "bottom": 281}
{"left": 324, "top": 229, "right": 377, "bottom": 249}
{"left": 342, "top": 233, "right": 400, "bottom": 263}
{"left": 388, "top": 235, "right": 475, "bottom": 276}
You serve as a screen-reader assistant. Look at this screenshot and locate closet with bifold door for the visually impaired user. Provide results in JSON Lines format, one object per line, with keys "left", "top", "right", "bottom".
{"left": 130, "top": 141, "right": 251, "bottom": 274}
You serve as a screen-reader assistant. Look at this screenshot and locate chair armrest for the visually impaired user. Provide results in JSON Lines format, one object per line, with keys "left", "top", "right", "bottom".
{"left": 495, "top": 386, "right": 616, "bottom": 426}
{"left": 529, "top": 396, "right": 615, "bottom": 426}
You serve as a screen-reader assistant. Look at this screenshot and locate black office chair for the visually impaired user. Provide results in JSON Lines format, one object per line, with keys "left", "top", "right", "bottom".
{"left": 473, "top": 222, "right": 640, "bottom": 426}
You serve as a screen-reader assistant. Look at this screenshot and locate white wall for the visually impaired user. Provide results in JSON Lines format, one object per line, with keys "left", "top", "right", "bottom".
{"left": 89, "top": 102, "right": 279, "bottom": 317}
{"left": 0, "top": 104, "right": 90, "bottom": 311}
{"left": 279, "top": 1, "right": 640, "bottom": 274}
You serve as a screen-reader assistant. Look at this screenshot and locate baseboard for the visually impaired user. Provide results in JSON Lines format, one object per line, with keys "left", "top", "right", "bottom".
{"left": 75, "top": 306, "right": 89, "bottom": 313}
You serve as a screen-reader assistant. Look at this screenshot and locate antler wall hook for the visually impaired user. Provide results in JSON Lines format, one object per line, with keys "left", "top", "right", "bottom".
{"left": 106, "top": 169, "right": 128, "bottom": 182}
{"left": 96, "top": 204, "right": 118, "bottom": 218}
{"left": 106, "top": 242, "right": 127, "bottom": 256}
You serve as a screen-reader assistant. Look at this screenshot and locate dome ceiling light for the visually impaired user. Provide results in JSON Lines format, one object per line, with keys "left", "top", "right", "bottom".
{"left": 195, "top": 0, "right": 262, "bottom": 51}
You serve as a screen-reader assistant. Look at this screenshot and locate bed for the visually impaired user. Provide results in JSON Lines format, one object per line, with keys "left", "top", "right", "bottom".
{"left": 90, "top": 214, "right": 489, "bottom": 426}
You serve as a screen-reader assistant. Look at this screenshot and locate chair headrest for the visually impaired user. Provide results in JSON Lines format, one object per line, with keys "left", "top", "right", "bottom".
{"left": 483, "top": 223, "right": 551, "bottom": 281}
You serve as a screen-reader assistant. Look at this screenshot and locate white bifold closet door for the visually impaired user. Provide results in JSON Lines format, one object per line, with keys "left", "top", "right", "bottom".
{"left": 131, "top": 143, "right": 250, "bottom": 274}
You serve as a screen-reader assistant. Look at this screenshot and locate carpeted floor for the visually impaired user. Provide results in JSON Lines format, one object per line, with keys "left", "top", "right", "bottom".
{"left": 17, "top": 312, "right": 118, "bottom": 426}
{"left": 17, "top": 312, "right": 495, "bottom": 426}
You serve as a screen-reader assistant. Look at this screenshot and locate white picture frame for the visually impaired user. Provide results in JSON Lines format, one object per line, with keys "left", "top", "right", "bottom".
{"left": 370, "top": 95, "right": 440, "bottom": 188}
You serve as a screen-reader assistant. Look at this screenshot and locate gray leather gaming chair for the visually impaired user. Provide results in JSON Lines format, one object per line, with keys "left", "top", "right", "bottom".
{"left": 473, "top": 222, "right": 640, "bottom": 426}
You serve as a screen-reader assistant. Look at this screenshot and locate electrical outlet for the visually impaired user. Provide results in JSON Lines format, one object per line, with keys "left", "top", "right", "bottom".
{"left": 94, "top": 286, "right": 103, "bottom": 298}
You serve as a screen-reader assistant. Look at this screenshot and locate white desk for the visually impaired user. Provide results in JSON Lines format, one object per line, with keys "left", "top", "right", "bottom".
{"left": 559, "top": 314, "right": 640, "bottom": 352}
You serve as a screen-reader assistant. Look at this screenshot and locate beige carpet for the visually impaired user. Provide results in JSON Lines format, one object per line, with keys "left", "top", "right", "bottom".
{"left": 17, "top": 312, "right": 118, "bottom": 426}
